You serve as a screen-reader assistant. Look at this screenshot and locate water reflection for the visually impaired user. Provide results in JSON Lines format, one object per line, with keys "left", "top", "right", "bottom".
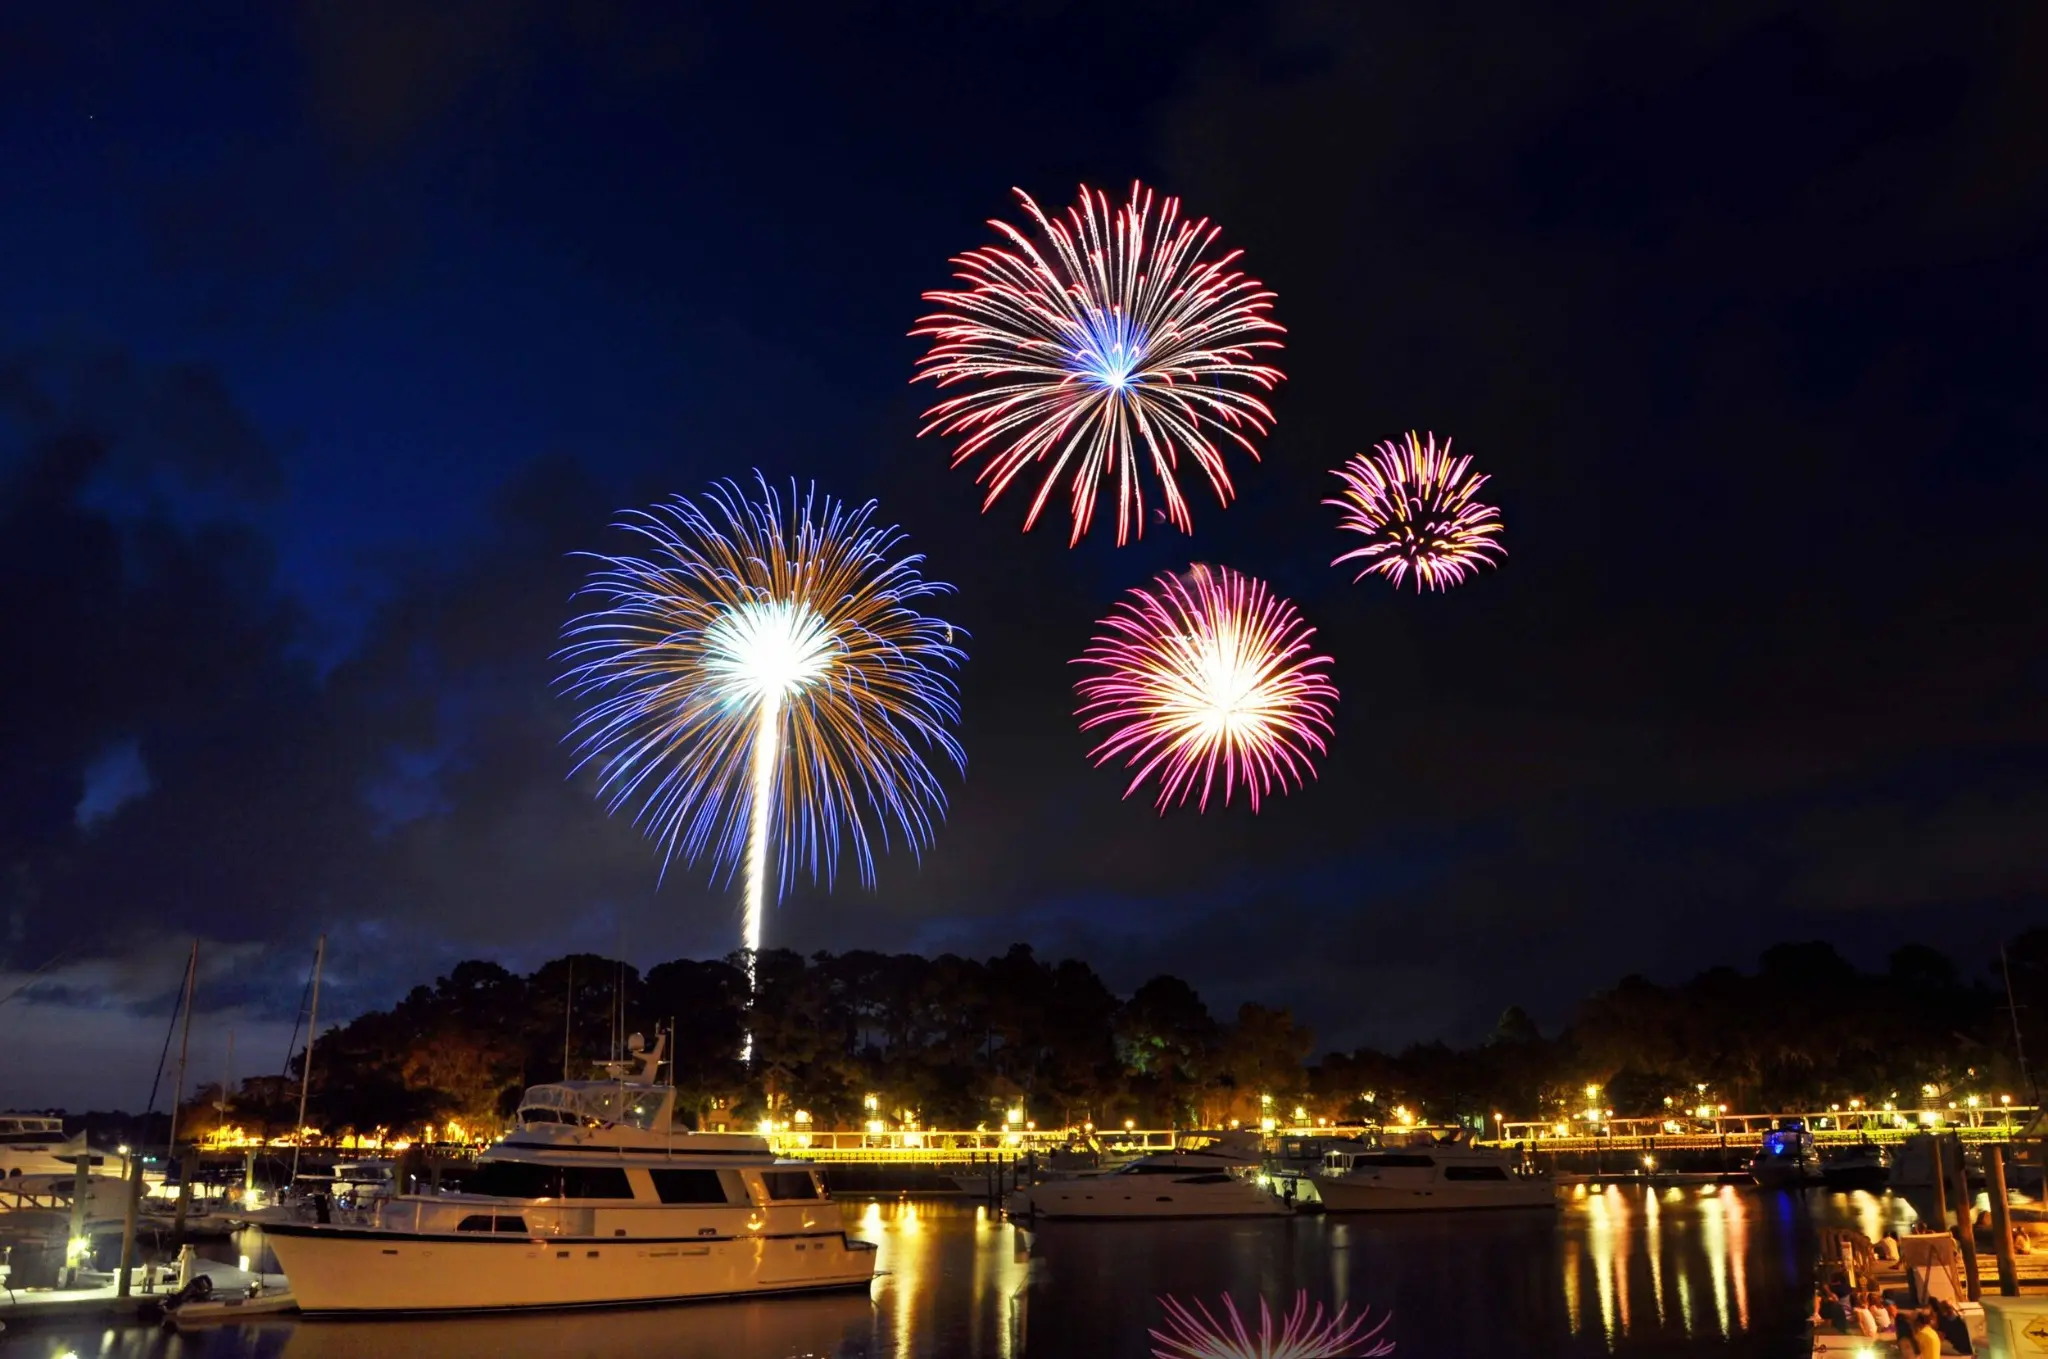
{"left": 18, "top": 1189, "right": 1908, "bottom": 1358}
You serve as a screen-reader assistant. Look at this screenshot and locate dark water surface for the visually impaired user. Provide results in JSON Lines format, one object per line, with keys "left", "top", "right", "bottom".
{"left": 7, "top": 1186, "right": 1912, "bottom": 1358}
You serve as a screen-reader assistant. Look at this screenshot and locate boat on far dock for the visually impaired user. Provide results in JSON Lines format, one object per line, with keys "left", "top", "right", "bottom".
{"left": 1748, "top": 1119, "right": 1823, "bottom": 1188}
{"left": 1309, "top": 1129, "right": 1556, "bottom": 1212}
{"left": 1007, "top": 1130, "right": 1289, "bottom": 1220}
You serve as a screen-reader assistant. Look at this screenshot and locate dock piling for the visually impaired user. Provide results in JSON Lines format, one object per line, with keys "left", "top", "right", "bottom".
{"left": 1987, "top": 1144, "right": 2019, "bottom": 1297}
{"left": 115, "top": 1156, "right": 143, "bottom": 1299}
{"left": 63, "top": 1151, "right": 89, "bottom": 1287}
{"left": 1949, "top": 1132, "right": 1982, "bottom": 1301}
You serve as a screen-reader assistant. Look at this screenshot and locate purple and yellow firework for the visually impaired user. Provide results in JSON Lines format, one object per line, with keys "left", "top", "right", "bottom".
{"left": 1074, "top": 565, "right": 1335, "bottom": 812}
{"left": 1327, "top": 431, "right": 1504, "bottom": 591}
{"left": 914, "top": 182, "right": 1285, "bottom": 546}
{"left": 1151, "top": 1291, "right": 1395, "bottom": 1359}
{"left": 557, "top": 474, "right": 966, "bottom": 970}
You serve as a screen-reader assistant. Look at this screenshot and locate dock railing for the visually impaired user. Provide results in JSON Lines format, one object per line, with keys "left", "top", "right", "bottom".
{"left": 1492, "top": 1105, "right": 2039, "bottom": 1152}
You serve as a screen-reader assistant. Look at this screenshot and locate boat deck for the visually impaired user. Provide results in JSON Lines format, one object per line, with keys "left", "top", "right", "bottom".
{"left": 0, "top": 1259, "right": 286, "bottom": 1326}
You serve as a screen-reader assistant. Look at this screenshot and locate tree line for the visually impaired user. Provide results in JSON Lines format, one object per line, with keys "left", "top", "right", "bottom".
{"left": 173, "top": 932, "right": 2046, "bottom": 1141}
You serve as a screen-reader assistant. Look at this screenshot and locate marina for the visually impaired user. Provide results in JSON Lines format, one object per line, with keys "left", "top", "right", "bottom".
{"left": 6, "top": 1095, "right": 2046, "bottom": 1353}
{"left": 11, "top": 1184, "right": 2046, "bottom": 1356}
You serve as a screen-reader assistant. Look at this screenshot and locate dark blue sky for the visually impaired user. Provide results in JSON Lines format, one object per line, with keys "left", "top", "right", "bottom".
{"left": 3, "top": 2, "right": 2044, "bottom": 1108}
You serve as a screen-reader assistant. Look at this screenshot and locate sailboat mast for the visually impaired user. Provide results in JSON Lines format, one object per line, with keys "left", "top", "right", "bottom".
{"left": 291, "top": 935, "right": 325, "bottom": 1185}
{"left": 163, "top": 942, "right": 199, "bottom": 1154}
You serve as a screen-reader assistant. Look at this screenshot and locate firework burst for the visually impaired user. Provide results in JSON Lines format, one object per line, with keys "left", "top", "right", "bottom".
{"left": 1327, "top": 431, "right": 1505, "bottom": 591}
{"left": 1074, "top": 565, "right": 1335, "bottom": 812}
{"left": 557, "top": 474, "right": 966, "bottom": 968}
{"left": 914, "top": 181, "right": 1285, "bottom": 546}
{"left": 1151, "top": 1292, "right": 1395, "bottom": 1359}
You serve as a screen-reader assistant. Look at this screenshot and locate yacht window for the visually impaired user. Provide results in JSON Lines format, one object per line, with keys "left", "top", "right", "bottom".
{"left": 1348, "top": 1154, "right": 1435, "bottom": 1168}
{"left": 561, "top": 1167, "right": 635, "bottom": 1199}
{"left": 650, "top": 1169, "right": 730, "bottom": 1205}
{"left": 459, "top": 1161, "right": 564, "bottom": 1200}
{"left": 621, "top": 1096, "right": 665, "bottom": 1131}
{"left": 494, "top": 1216, "right": 529, "bottom": 1234}
{"left": 456, "top": 1214, "right": 496, "bottom": 1232}
{"left": 1442, "top": 1165, "right": 1509, "bottom": 1181}
{"left": 1125, "top": 1163, "right": 1200, "bottom": 1175}
{"left": 0, "top": 1121, "right": 16, "bottom": 1134}
{"left": 761, "top": 1171, "right": 820, "bottom": 1201}
{"left": 1175, "top": 1174, "right": 1236, "bottom": 1185}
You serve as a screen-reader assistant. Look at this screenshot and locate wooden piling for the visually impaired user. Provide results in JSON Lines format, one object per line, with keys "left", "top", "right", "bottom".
{"left": 115, "top": 1156, "right": 143, "bottom": 1299}
{"left": 1987, "top": 1144, "right": 2019, "bottom": 1297}
{"left": 1930, "top": 1136, "right": 1949, "bottom": 1231}
{"left": 1949, "top": 1132, "right": 1981, "bottom": 1301}
{"left": 173, "top": 1149, "right": 194, "bottom": 1240}
{"left": 63, "top": 1151, "right": 90, "bottom": 1286}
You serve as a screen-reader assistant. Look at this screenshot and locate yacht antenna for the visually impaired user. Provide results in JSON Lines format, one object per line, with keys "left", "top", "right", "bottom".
{"left": 291, "top": 935, "right": 325, "bottom": 1187}
{"left": 217, "top": 1029, "right": 234, "bottom": 1123}
{"left": 2002, "top": 940, "right": 2036, "bottom": 1104}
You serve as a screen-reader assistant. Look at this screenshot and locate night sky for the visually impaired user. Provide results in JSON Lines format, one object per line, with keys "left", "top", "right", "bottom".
{"left": 4, "top": 2, "right": 2044, "bottom": 1110}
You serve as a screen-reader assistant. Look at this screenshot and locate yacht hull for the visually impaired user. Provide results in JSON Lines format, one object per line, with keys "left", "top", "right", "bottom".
{"left": 265, "top": 1224, "right": 876, "bottom": 1315}
{"left": 1309, "top": 1176, "right": 1556, "bottom": 1212}
{"left": 1007, "top": 1182, "right": 1289, "bottom": 1220}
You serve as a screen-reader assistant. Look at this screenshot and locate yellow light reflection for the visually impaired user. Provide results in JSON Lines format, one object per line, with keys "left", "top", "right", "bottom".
{"left": 862, "top": 1196, "right": 1027, "bottom": 1359}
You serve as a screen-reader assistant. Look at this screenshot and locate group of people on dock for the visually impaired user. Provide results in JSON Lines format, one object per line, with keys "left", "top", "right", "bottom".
{"left": 1817, "top": 1271, "right": 1974, "bottom": 1356}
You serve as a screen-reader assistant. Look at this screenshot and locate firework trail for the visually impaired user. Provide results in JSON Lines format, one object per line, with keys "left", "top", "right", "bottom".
{"left": 915, "top": 181, "right": 1285, "bottom": 545}
{"left": 558, "top": 474, "right": 966, "bottom": 976}
{"left": 1151, "top": 1292, "right": 1395, "bottom": 1359}
{"left": 1074, "top": 564, "right": 1335, "bottom": 812}
{"left": 1327, "top": 431, "right": 1504, "bottom": 591}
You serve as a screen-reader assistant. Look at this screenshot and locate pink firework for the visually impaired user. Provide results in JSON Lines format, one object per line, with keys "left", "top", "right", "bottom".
{"left": 914, "top": 182, "right": 1285, "bottom": 546}
{"left": 1074, "top": 565, "right": 1336, "bottom": 812}
{"left": 1152, "top": 1292, "right": 1395, "bottom": 1359}
{"left": 1327, "top": 431, "right": 1505, "bottom": 591}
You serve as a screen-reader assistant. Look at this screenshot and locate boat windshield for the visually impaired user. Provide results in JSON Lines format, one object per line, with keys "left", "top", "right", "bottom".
{"left": 518, "top": 1082, "right": 669, "bottom": 1131}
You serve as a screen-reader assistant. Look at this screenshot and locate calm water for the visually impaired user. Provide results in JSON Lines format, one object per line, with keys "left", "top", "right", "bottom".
{"left": 9, "top": 1186, "right": 1915, "bottom": 1358}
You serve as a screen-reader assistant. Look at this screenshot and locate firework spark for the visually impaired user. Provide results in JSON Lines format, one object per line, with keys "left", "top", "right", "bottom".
{"left": 1074, "top": 565, "right": 1335, "bottom": 812}
{"left": 557, "top": 474, "right": 966, "bottom": 970}
{"left": 914, "top": 181, "right": 1285, "bottom": 546}
{"left": 1327, "top": 431, "right": 1504, "bottom": 591}
{"left": 1152, "top": 1292, "right": 1395, "bottom": 1359}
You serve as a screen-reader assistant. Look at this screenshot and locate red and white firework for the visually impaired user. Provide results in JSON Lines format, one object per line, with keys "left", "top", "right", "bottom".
{"left": 914, "top": 182, "right": 1285, "bottom": 546}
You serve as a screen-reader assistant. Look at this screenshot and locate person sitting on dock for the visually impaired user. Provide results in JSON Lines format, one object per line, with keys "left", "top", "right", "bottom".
{"left": 1817, "top": 1285, "right": 1848, "bottom": 1330}
{"left": 1932, "top": 1298, "right": 1972, "bottom": 1355}
{"left": 1908, "top": 1309, "right": 1942, "bottom": 1359}
{"left": 1876, "top": 1229, "right": 1902, "bottom": 1263}
{"left": 1896, "top": 1305, "right": 1920, "bottom": 1355}
{"left": 2014, "top": 1226, "right": 2035, "bottom": 1256}
{"left": 1851, "top": 1292, "right": 1880, "bottom": 1339}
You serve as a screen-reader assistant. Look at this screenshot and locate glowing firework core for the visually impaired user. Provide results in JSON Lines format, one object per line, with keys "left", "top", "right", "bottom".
{"left": 705, "top": 599, "right": 837, "bottom": 703}
{"left": 1076, "top": 566, "right": 1336, "bottom": 813}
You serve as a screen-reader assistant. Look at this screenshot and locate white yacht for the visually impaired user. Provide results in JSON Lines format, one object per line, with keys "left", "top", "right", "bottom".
{"left": 263, "top": 1033, "right": 877, "bottom": 1315}
{"left": 1006, "top": 1131, "right": 1289, "bottom": 1220}
{"left": 1310, "top": 1130, "right": 1556, "bottom": 1212}
{"left": 0, "top": 1112, "right": 139, "bottom": 1201}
